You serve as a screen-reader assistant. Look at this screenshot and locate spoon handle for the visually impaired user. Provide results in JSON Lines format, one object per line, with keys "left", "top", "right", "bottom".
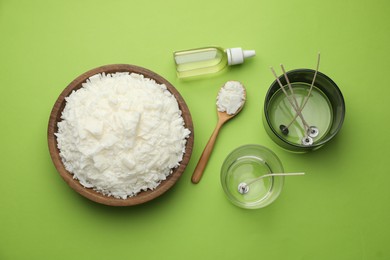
{"left": 191, "top": 120, "right": 224, "bottom": 184}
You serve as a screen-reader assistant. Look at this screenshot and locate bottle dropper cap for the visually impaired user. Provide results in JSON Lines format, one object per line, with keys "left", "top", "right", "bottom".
{"left": 226, "top": 47, "right": 256, "bottom": 65}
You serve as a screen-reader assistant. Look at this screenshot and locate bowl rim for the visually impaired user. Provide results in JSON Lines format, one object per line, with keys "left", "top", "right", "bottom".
{"left": 263, "top": 68, "right": 345, "bottom": 152}
{"left": 47, "top": 64, "right": 194, "bottom": 206}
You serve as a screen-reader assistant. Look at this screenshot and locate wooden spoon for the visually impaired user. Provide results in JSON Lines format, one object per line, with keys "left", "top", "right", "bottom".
{"left": 191, "top": 82, "right": 246, "bottom": 184}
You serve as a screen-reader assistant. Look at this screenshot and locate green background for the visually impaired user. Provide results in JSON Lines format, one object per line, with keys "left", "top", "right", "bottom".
{"left": 1, "top": 0, "right": 389, "bottom": 259}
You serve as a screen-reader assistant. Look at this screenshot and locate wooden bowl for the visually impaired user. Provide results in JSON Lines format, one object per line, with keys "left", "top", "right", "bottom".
{"left": 48, "top": 64, "right": 194, "bottom": 206}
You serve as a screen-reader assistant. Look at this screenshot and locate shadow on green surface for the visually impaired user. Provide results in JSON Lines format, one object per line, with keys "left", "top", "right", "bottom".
{"left": 61, "top": 176, "right": 184, "bottom": 215}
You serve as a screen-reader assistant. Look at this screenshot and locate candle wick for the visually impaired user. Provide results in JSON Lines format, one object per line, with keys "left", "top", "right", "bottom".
{"left": 238, "top": 172, "right": 305, "bottom": 195}
{"left": 271, "top": 53, "right": 321, "bottom": 146}
{"left": 285, "top": 52, "right": 321, "bottom": 129}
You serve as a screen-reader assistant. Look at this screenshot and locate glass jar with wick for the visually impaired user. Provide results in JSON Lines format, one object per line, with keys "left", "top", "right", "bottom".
{"left": 263, "top": 54, "right": 346, "bottom": 152}
{"left": 220, "top": 144, "right": 304, "bottom": 209}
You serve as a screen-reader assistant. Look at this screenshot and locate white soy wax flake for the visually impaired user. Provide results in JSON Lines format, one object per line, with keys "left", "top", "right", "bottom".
{"left": 216, "top": 81, "right": 245, "bottom": 115}
{"left": 55, "top": 72, "right": 191, "bottom": 199}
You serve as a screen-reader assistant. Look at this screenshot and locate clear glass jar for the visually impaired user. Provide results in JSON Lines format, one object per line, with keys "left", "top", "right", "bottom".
{"left": 220, "top": 144, "right": 284, "bottom": 209}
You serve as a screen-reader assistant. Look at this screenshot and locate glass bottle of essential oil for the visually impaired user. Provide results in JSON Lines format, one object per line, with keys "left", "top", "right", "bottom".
{"left": 173, "top": 47, "right": 255, "bottom": 78}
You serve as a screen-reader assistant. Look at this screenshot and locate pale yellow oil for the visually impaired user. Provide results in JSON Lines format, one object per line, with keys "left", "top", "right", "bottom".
{"left": 174, "top": 47, "right": 228, "bottom": 78}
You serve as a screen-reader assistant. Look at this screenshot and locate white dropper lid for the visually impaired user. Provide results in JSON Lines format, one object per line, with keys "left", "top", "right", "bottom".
{"left": 226, "top": 47, "right": 256, "bottom": 65}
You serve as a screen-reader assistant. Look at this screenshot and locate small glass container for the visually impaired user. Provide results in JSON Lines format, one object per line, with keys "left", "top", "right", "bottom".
{"left": 173, "top": 46, "right": 255, "bottom": 78}
{"left": 220, "top": 144, "right": 284, "bottom": 209}
{"left": 263, "top": 69, "right": 345, "bottom": 152}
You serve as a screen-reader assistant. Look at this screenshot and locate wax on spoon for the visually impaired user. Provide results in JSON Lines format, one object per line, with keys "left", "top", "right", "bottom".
{"left": 191, "top": 81, "right": 246, "bottom": 184}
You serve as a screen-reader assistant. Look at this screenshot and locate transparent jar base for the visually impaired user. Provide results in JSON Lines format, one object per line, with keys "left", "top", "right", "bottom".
{"left": 267, "top": 83, "right": 333, "bottom": 145}
{"left": 221, "top": 145, "right": 284, "bottom": 209}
